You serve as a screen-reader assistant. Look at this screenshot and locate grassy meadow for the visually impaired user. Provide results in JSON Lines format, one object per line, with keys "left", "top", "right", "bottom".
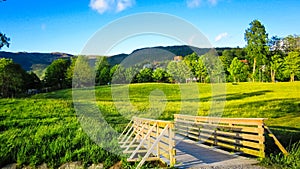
{"left": 0, "top": 82, "right": 299, "bottom": 168}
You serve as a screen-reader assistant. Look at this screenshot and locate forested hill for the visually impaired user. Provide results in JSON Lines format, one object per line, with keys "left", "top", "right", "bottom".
{"left": 0, "top": 51, "right": 73, "bottom": 71}
{"left": 0, "top": 46, "right": 232, "bottom": 71}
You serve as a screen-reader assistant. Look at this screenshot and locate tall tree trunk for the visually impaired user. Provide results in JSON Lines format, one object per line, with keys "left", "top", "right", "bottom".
{"left": 252, "top": 58, "right": 256, "bottom": 82}
{"left": 291, "top": 73, "right": 294, "bottom": 82}
{"left": 271, "top": 69, "right": 276, "bottom": 83}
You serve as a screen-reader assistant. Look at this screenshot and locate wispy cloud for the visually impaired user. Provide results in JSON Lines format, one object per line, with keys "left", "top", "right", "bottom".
{"left": 215, "top": 32, "right": 228, "bottom": 42}
{"left": 116, "top": 0, "right": 135, "bottom": 12}
{"left": 186, "top": 0, "right": 219, "bottom": 8}
{"left": 186, "top": 0, "right": 201, "bottom": 8}
{"left": 90, "top": 0, "right": 135, "bottom": 14}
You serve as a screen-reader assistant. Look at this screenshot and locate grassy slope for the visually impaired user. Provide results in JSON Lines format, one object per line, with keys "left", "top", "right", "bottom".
{"left": 0, "top": 82, "right": 299, "bottom": 168}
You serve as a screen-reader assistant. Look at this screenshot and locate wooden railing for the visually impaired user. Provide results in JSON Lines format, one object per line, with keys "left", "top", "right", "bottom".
{"left": 119, "top": 117, "right": 176, "bottom": 168}
{"left": 174, "top": 114, "right": 267, "bottom": 158}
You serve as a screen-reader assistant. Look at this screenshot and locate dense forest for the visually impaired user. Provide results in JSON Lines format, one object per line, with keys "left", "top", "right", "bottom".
{"left": 0, "top": 20, "right": 300, "bottom": 98}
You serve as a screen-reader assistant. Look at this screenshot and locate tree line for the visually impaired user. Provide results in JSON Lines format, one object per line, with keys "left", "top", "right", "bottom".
{"left": 1, "top": 19, "right": 300, "bottom": 98}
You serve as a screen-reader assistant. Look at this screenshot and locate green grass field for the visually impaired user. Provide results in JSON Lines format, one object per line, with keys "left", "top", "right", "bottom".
{"left": 0, "top": 82, "right": 299, "bottom": 168}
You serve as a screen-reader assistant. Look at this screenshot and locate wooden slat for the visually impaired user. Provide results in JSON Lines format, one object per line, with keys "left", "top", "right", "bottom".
{"left": 176, "top": 119, "right": 263, "bottom": 134}
{"left": 174, "top": 114, "right": 266, "bottom": 158}
{"left": 127, "top": 157, "right": 159, "bottom": 162}
{"left": 174, "top": 114, "right": 266, "bottom": 125}
{"left": 264, "top": 126, "right": 288, "bottom": 156}
{"left": 200, "top": 128, "right": 264, "bottom": 142}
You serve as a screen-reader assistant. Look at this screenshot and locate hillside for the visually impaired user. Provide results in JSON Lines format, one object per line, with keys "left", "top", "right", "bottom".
{"left": 0, "top": 46, "right": 232, "bottom": 71}
{"left": 0, "top": 51, "right": 73, "bottom": 71}
{"left": 0, "top": 82, "right": 299, "bottom": 168}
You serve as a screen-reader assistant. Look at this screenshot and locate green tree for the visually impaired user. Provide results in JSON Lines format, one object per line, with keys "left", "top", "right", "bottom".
{"left": 25, "top": 72, "right": 41, "bottom": 90}
{"left": 95, "top": 57, "right": 110, "bottom": 85}
{"left": 124, "top": 67, "right": 138, "bottom": 83}
{"left": 152, "top": 68, "right": 168, "bottom": 82}
{"left": 44, "top": 59, "right": 70, "bottom": 89}
{"left": 66, "top": 57, "right": 77, "bottom": 87}
{"left": 283, "top": 35, "right": 300, "bottom": 53}
{"left": 136, "top": 68, "right": 153, "bottom": 83}
{"left": 0, "top": 58, "right": 26, "bottom": 97}
{"left": 284, "top": 52, "right": 300, "bottom": 82}
{"left": 0, "top": 32, "right": 10, "bottom": 49}
{"left": 245, "top": 20, "right": 269, "bottom": 82}
{"left": 270, "top": 54, "right": 283, "bottom": 83}
{"left": 71, "top": 56, "right": 94, "bottom": 88}
{"left": 167, "top": 61, "right": 192, "bottom": 83}
{"left": 111, "top": 64, "right": 126, "bottom": 84}
{"left": 194, "top": 56, "right": 208, "bottom": 83}
{"left": 228, "top": 57, "right": 249, "bottom": 83}
{"left": 184, "top": 52, "right": 199, "bottom": 74}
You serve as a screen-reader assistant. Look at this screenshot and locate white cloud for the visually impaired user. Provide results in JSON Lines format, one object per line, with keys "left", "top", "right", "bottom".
{"left": 186, "top": 0, "right": 219, "bottom": 8}
{"left": 187, "top": 0, "right": 202, "bottom": 8}
{"left": 90, "top": 0, "right": 135, "bottom": 14}
{"left": 215, "top": 32, "right": 228, "bottom": 42}
{"left": 116, "top": 0, "right": 135, "bottom": 12}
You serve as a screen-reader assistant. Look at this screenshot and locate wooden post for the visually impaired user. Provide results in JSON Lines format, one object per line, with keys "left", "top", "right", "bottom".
{"left": 156, "top": 123, "right": 160, "bottom": 160}
{"left": 258, "top": 123, "right": 265, "bottom": 158}
{"left": 169, "top": 124, "right": 176, "bottom": 167}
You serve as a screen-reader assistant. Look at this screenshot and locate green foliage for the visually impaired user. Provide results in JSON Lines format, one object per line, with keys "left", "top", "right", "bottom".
{"left": 262, "top": 141, "right": 300, "bottom": 169}
{"left": 283, "top": 35, "right": 300, "bottom": 53}
{"left": 44, "top": 58, "right": 70, "bottom": 89}
{"left": 245, "top": 20, "right": 269, "bottom": 82}
{"left": 152, "top": 68, "right": 169, "bottom": 82}
{"left": 0, "top": 58, "right": 27, "bottom": 97}
{"left": 0, "top": 32, "right": 10, "bottom": 49}
{"left": 111, "top": 64, "right": 126, "bottom": 84}
{"left": 283, "top": 52, "right": 300, "bottom": 82}
{"left": 136, "top": 68, "right": 153, "bottom": 83}
{"left": 167, "top": 61, "right": 192, "bottom": 83}
{"left": 201, "top": 52, "right": 225, "bottom": 83}
{"left": 95, "top": 57, "right": 110, "bottom": 85}
{"left": 270, "top": 54, "right": 284, "bottom": 82}
{"left": 228, "top": 57, "right": 249, "bottom": 83}
{"left": 25, "top": 72, "right": 41, "bottom": 90}
{"left": 124, "top": 66, "right": 138, "bottom": 83}
{"left": 71, "top": 56, "right": 94, "bottom": 88}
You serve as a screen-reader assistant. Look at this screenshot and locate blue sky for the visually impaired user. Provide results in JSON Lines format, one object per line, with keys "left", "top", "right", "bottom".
{"left": 0, "top": 0, "right": 299, "bottom": 55}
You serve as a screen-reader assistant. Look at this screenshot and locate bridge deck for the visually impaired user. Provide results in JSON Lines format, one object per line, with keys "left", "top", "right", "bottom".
{"left": 174, "top": 136, "right": 260, "bottom": 169}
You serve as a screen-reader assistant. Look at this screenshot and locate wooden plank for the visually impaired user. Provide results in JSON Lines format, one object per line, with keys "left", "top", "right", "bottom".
{"left": 124, "top": 149, "right": 148, "bottom": 154}
{"left": 127, "top": 157, "right": 159, "bottom": 162}
{"left": 264, "top": 126, "right": 288, "bottom": 156}
{"left": 175, "top": 114, "right": 267, "bottom": 123}
{"left": 149, "top": 137, "right": 170, "bottom": 153}
{"left": 136, "top": 124, "right": 170, "bottom": 169}
{"left": 197, "top": 131, "right": 262, "bottom": 149}
{"left": 129, "top": 123, "right": 157, "bottom": 159}
{"left": 176, "top": 119, "right": 263, "bottom": 134}
{"left": 201, "top": 128, "right": 263, "bottom": 142}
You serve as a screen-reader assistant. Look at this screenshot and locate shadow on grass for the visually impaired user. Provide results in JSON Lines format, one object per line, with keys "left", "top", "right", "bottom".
{"left": 166, "top": 90, "right": 273, "bottom": 103}
{"left": 231, "top": 98, "right": 300, "bottom": 118}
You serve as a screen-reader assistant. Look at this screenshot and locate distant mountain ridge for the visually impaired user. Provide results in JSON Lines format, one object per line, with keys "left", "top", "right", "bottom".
{"left": 0, "top": 52, "right": 73, "bottom": 71}
{"left": 0, "top": 46, "right": 232, "bottom": 71}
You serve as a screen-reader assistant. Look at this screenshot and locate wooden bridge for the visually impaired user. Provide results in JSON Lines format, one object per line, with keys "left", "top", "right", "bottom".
{"left": 118, "top": 114, "right": 287, "bottom": 168}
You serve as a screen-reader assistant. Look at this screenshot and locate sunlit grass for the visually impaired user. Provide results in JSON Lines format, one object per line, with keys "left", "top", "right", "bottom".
{"left": 1, "top": 82, "right": 299, "bottom": 168}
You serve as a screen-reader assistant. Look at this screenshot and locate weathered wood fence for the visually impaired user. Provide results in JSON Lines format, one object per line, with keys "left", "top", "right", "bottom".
{"left": 174, "top": 114, "right": 266, "bottom": 158}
